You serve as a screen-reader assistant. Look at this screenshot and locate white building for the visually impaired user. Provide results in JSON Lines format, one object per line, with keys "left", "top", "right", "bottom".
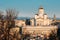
{"left": 31, "top": 6, "right": 52, "bottom": 26}
{"left": 15, "top": 6, "right": 58, "bottom": 37}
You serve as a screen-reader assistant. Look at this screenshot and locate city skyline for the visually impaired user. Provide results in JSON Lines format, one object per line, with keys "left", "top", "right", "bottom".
{"left": 0, "top": 0, "right": 60, "bottom": 18}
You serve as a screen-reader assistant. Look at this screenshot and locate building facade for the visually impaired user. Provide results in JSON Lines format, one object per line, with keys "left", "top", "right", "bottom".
{"left": 31, "top": 7, "right": 52, "bottom": 26}
{"left": 15, "top": 6, "right": 58, "bottom": 37}
{"left": 15, "top": 20, "right": 26, "bottom": 27}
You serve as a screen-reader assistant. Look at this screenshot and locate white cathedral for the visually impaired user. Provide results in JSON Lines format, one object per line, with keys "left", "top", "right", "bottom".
{"left": 31, "top": 6, "right": 52, "bottom": 26}
{"left": 14, "top": 6, "right": 57, "bottom": 37}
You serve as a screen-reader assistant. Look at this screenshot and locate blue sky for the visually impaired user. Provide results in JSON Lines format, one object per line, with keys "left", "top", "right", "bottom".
{"left": 0, "top": 0, "right": 60, "bottom": 18}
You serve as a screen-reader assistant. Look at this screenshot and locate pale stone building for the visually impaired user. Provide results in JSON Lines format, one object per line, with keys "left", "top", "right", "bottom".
{"left": 31, "top": 7, "right": 52, "bottom": 26}
{"left": 22, "top": 26, "right": 57, "bottom": 37}
{"left": 30, "top": 18, "right": 35, "bottom": 26}
{"left": 15, "top": 20, "right": 26, "bottom": 27}
{"left": 22, "top": 6, "right": 58, "bottom": 37}
{"left": 14, "top": 6, "right": 58, "bottom": 37}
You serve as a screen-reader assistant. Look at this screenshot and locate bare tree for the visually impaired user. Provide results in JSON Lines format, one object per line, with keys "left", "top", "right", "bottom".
{"left": 0, "top": 11, "right": 3, "bottom": 19}
{"left": 0, "top": 11, "right": 4, "bottom": 40}
{"left": 0, "top": 9, "right": 20, "bottom": 40}
{"left": 6, "top": 9, "right": 19, "bottom": 26}
{"left": 5, "top": 9, "right": 19, "bottom": 40}
{"left": 6, "top": 9, "right": 18, "bottom": 20}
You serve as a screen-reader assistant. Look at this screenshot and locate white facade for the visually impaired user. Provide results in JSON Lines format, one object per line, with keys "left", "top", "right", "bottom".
{"left": 31, "top": 7, "right": 52, "bottom": 26}
{"left": 30, "top": 18, "right": 34, "bottom": 26}
{"left": 22, "top": 26, "right": 57, "bottom": 36}
{"left": 14, "top": 6, "right": 58, "bottom": 37}
{"left": 39, "top": 8, "right": 44, "bottom": 18}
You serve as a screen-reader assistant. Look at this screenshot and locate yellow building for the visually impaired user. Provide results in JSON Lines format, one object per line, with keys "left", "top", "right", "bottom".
{"left": 15, "top": 20, "right": 26, "bottom": 27}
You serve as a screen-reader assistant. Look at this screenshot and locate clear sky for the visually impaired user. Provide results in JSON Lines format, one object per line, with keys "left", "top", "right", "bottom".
{"left": 0, "top": 0, "right": 60, "bottom": 18}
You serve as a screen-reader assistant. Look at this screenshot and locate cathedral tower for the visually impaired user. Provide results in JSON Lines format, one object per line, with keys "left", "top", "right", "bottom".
{"left": 53, "top": 14, "right": 56, "bottom": 21}
{"left": 39, "top": 6, "right": 44, "bottom": 18}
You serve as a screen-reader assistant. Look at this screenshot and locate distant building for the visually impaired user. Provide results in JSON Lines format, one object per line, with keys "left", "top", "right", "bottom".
{"left": 15, "top": 20, "right": 26, "bottom": 27}
{"left": 30, "top": 6, "right": 52, "bottom": 26}
{"left": 15, "top": 6, "right": 58, "bottom": 37}
{"left": 53, "top": 14, "right": 56, "bottom": 22}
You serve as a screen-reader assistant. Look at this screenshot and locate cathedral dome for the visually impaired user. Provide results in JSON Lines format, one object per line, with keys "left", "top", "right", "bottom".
{"left": 39, "top": 6, "right": 43, "bottom": 9}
